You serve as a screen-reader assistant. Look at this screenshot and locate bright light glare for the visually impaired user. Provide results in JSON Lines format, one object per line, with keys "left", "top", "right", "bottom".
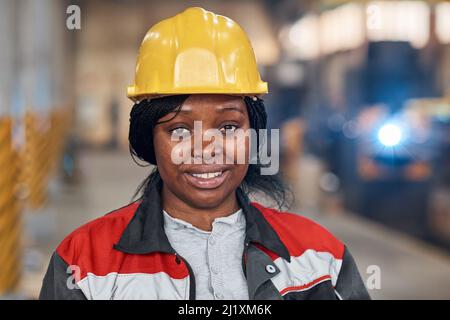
{"left": 377, "top": 124, "right": 402, "bottom": 147}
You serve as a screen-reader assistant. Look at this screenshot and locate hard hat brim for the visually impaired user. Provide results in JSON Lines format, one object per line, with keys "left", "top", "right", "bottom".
{"left": 127, "top": 85, "right": 268, "bottom": 102}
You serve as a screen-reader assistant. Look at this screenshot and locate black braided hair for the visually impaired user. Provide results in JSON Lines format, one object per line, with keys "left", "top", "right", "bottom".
{"left": 129, "top": 95, "right": 291, "bottom": 209}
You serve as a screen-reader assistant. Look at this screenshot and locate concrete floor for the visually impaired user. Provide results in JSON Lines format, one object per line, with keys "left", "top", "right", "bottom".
{"left": 19, "top": 149, "right": 450, "bottom": 299}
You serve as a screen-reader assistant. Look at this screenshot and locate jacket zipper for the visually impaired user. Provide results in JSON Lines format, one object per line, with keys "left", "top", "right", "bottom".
{"left": 241, "top": 241, "right": 250, "bottom": 279}
{"left": 175, "top": 252, "right": 196, "bottom": 300}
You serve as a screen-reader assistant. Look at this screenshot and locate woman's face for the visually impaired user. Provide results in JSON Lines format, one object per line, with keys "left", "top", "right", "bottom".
{"left": 153, "top": 94, "right": 250, "bottom": 209}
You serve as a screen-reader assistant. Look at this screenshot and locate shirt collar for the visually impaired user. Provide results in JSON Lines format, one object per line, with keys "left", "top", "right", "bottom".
{"left": 162, "top": 208, "right": 244, "bottom": 233}
{"left": 113, "top": 174, "right": 291, "bottom": 262}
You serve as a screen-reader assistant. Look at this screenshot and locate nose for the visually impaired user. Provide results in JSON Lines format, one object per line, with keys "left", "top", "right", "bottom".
{"left": 191, "top": 128, "right": 224, "bottom": 163}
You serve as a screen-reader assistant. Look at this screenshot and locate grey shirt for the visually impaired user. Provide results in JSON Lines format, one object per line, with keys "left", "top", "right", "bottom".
{"left": 163, "top": 208, "right": 249, "bottom": 300}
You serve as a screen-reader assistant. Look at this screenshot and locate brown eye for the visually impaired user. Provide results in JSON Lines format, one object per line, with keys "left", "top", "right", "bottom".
{"left": 220, "top": 124, "right": 238, "bottom": 135}
{"left": 171, "top": 127, "right": 191, "bottom": 138}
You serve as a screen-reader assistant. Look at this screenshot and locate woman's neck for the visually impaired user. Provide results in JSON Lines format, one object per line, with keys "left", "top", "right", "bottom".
{"left": 161, "top": 186, "right": 240, "bottom": 232}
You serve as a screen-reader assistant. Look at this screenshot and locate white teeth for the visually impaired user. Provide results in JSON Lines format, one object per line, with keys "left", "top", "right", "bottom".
{"left": 191, "top": 171, "right": 222, "bottom": 179}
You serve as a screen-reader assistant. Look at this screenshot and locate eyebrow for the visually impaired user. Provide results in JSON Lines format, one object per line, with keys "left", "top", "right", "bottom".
{"left": 217, "top": 105, "right": 245, "bottom": 114}
{"left": 176, "top": 105, "right": 245, "bottom": 114}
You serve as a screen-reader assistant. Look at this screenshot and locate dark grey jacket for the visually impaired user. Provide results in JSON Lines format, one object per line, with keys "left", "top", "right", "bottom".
{"left": 40, "top": 177, "right": 370, "bottom": 300}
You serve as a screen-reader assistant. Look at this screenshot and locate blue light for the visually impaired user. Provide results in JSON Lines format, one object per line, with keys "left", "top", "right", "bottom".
{"left": 377, "top": 124, "right": 402, "bottom": 147}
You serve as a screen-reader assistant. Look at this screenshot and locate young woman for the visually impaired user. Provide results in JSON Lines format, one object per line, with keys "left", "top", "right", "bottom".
{"left": 39, "top": 7, "right": 370, "bottom": 300}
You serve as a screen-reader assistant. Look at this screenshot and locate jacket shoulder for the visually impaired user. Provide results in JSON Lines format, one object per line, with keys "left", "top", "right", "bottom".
{"left": 251, "top": 202, "right": 345, "bottom": 259}
{"left": 56, "top": 201, "right": 140, "bottom": 267}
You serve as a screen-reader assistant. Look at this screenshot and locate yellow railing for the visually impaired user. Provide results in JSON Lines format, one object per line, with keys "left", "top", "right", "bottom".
{"left": 0, "top": 107, "right": 71, "bottom": 295}
{"left": 0, "top": 117, "right": 22, "bottom": 294}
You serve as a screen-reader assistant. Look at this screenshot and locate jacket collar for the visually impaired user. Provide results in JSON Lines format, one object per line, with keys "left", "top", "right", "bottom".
{"left": 113, "top": 174, "right": 291, "bottom": 262}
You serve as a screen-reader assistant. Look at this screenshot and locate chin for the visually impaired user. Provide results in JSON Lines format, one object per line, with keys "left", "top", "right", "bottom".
{"left": 183, "top": 188, "right": 231, "bottom": 209}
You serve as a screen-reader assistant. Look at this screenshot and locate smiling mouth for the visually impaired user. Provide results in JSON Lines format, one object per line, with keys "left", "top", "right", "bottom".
{"left": 184, "top": 170, "right": 229, "bottom": 189}
{"left": 189, "top": 171, "right": 223, "bottom": 179}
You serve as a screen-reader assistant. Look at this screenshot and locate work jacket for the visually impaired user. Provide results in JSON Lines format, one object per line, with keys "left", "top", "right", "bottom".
{"left": 39, "top": 176, "right": 370, "bottom": 300}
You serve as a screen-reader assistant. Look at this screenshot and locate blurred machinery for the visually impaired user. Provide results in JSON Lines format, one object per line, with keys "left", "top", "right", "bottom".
{"left": 406, "top": 97, "right": 450, "bottom": 245}
{"left": 339, "top": 42, "right": 450, "bottom": 245}
{"left": 352, "top": 103, "right": 432, "bottom": 238}
{"left": 270, "top": 0, "right": 450, "bottom": 249}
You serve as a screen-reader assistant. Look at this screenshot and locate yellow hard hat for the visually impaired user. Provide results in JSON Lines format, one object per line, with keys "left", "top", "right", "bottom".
{"left": 127, "top": 7, "right": 268, "bottom": 101}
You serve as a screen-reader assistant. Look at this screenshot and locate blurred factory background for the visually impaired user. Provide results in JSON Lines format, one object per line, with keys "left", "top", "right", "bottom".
{"left": 1, "top": 0, "right": 450, "bottom": 299}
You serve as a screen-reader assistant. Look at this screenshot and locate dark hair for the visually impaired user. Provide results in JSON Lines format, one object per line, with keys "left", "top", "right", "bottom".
{"left": 129, "top": 95, "right": 291, "bottom": 209}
